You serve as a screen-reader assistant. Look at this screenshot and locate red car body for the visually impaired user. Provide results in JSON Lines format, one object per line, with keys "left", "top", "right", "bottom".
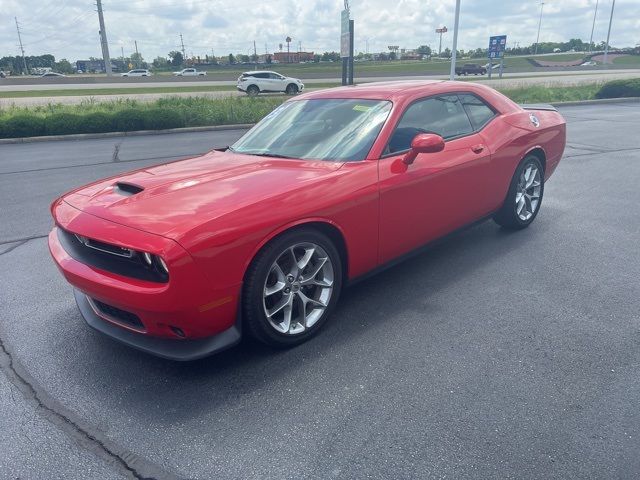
{"left": 48, "top": 81, "right": 566, "bottom": 360}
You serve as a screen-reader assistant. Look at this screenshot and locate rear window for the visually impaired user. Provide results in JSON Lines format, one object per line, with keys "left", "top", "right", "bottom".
{"left": 458, "top": 93, "right": 496, "bottom": 130}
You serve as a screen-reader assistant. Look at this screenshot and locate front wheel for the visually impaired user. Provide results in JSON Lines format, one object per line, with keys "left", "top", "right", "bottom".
{"left": 494, "top": 155, "right": 544, "bottom": 230}
{"left": 285, "top": 83, "right": 299, "bottom": 95}
{"left": 242, "top": 229, "right": 343, "bottom": 347}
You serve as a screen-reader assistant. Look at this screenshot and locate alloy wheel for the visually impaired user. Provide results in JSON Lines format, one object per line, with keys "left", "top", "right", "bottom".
{"left": 515, "top": 163, "right": 542, "bottom": 221}
{"left": 262, "top": 242, "right": 334, "bottom": 335}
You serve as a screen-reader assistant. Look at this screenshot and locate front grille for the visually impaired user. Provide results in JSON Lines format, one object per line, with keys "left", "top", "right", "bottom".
{"left": 57, "top": 227, "right": 168, "bottom": 283}
{"left": 91, "top": 298, "right": 145, "bottom": 330}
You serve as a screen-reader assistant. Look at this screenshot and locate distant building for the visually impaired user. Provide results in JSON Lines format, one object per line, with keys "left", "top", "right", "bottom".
{"left": 272, "top": 51, "right": 315, "bottom": 63}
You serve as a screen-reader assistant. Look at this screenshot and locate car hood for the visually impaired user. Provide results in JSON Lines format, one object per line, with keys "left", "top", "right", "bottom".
{"left": 63, "top": 150, "right": 344, "bottom": 240}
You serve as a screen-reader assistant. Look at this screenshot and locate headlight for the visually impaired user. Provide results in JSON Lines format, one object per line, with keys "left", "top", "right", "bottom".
{"left": 139, "top": 251, "right": 169, "bottom": 276}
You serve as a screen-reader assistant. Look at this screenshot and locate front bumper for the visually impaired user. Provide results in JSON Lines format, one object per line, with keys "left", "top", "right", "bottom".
{"left": 49, "top": 200, "right": 243, "bottom": 360}
{"left": 74, "top": 289, "right": 240, "bottom": 361}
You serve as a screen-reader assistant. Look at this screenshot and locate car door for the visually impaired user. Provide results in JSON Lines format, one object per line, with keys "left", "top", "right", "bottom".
{"left": 378, "top": 94, "right": 493, "bottom": 263}
{"left": 267, "top": 73, "right": 285, "bottom": 92}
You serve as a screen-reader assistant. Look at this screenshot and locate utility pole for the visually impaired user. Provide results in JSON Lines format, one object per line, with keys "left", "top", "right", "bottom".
{"left": 134, "top": 40, "right": 139, "bottom": 67}
{"left": 588, "top": 0, "right": 599, "bottom": 53}
{"left": 449, "top": 0, "right": 461, "bottom": 81}
{"left": 180, "top": 33, "right": 186, "bottom": 62}
{"left": 96, "top": 0, "right": 113, "bottom": 76}
{"left": 14, "top": 17, "right": 28, "bottom": 74}
{"left": 286, "top": 36, "right": 291, "bottom": 63}
{"left": 534, "top": 2, "right": 544, "bottom": 55}
{"left": 603, "top": 0, "right": 616, "bottom": 64}
{"left": 121, "top": 46, "right": 124, "bottom": 60}
{"left": 253, "top": 40, "right": 258, "bottom": 69}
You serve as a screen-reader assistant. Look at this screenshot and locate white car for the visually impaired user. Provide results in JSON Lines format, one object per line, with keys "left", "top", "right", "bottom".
{"left": 236, "top": 71, "right": 304, "bottom": 96}
{"left": 173, "top": 68, "right": 206, "bottom": 76}
{"left": 121, "top": 69, "right": 152, "bottom": 77}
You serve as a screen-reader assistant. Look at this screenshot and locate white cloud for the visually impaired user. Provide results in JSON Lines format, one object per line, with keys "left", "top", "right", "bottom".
{"left": 1, "top": 0, "right": 638, "bottom": 61}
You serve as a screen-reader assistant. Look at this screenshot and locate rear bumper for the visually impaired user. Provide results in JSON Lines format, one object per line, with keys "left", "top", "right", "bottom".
{"left": 75, "top": 289, "right": 241, "bottom": 361}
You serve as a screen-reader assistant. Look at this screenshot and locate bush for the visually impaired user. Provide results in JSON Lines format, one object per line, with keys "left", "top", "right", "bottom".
{"left": 2, "top": 114, "right": 46, "bottom": 138}
{"left": 595, "top": 78, "right": 640, "bottom": 99}
{"left": 142, "top": 108, "right": 185, "bottom": 130}
{"left": 113, "top": 109, "right": 148, "bottom": 131}
{"left": 46, "top": 113, "right": 83, "bottom": 135}
{"left": 80, "top": 112, "right": 114, "bottom": 133}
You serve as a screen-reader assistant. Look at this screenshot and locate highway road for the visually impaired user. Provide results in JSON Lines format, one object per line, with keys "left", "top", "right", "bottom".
{"left": 1, "top": 103, "right": 639, "bottom": 479}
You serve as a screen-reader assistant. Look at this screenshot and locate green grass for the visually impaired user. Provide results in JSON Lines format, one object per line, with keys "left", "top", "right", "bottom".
{"left": 496, "top": 83, "right": 601, "bottom": 103}
{"left": 612, "top": 55, "right": 640, "bottom": 65}
{"left": 0, "top": 83, "right": 340, "bottom": 99}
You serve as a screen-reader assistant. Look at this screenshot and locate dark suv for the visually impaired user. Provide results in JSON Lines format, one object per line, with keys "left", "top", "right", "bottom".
{"left": 455, "top": 63, "right": 487, "bottom": 76}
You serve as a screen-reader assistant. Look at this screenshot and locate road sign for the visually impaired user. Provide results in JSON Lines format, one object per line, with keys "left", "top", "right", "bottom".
{"left": 488, "top": 35, "right": 507, "bottom": 59}
{"left": 340, "top": 9, "right": 350, "bottom": 58}
{"left": 436, "top": 27, "right": 448, "bottom": 33}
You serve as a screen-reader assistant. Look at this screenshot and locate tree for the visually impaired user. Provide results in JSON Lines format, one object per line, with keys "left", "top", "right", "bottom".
{"left": 266, "top": 55, "right": 272, "bottom": 64}
{"left": 237, "top": 54, "right": 250, "bottom": 63}
{"left": 228, "top": 53, "right": 236, "bottom": 64}
{"left": 130, "top": 52, "right": 145, "bottom": 68}
{"left": 153, "top": 56, "right": 169, "bottom": 68}
{"left": 168, "top": 51, "right": 183, "bottom": 67}
{"left": 54, "top": 59, "right": 74, "bottom": 74}
{"left": 417, "top": 45, "right": 432, "bottom": 56}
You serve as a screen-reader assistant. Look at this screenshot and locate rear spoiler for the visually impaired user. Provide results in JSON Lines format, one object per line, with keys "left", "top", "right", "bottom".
{"left": 520, "top": 104, "right": 558, "bottom": 112}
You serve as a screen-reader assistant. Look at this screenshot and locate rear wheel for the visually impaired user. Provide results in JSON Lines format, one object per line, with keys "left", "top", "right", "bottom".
{"left": 242, "top": 228, "right": 343, "bottom": 347}
{"left": 494, "top": 155, "right": 544, "bottom": 229}
{"left": 246, "top": 85, "right": 259, "bottom": 97}
{"left": 285, "top": 83, "right": 299, "bottom": 95}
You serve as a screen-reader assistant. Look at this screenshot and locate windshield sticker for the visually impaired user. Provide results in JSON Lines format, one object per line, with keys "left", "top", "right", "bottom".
{"left": 352, "top": 105, "right": 372, "bottom": 112}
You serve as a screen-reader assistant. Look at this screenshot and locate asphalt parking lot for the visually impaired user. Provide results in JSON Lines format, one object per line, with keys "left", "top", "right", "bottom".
{"left": 1, "top": 102, "right": 639, "bottom": 479}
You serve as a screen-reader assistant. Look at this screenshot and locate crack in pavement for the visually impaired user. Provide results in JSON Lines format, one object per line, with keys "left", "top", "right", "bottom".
{"left": 112, "top": 141, "right": 123, "bottom": 162}
{"left": 0, "top": 332, "right": 179, "bottom": 480}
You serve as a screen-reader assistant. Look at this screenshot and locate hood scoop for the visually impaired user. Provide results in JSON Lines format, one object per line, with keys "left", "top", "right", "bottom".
{"left": 114, "top": 182, "right": 144, "bottom": 196}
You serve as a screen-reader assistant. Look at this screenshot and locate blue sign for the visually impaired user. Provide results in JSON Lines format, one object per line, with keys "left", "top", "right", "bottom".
{"left": 488, "top": 35, "right": 507, "bottom": 59}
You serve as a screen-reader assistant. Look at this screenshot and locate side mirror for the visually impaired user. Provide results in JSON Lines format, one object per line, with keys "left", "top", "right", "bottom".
{"left": 403, "top": 133, "right": 445, "bottom": 165}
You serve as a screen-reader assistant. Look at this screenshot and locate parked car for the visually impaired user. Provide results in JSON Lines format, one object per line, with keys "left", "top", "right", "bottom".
{"left": 0, "top": 70, "right": 6, "bottom": 78}
{"left": 48, "top": 81, "right": 566, "bottom": 360}
{"left": 173, "top": 68, "right": 206, "bottom": 76}
{"left": 237, "top": 70, "right": 304, "bottom": 96}
{"left": 41, "top": 72, "right": 66, "bottom": 77}
{"left": 121, "top": 69, "right": 152, "bottom": 77}
{"left": 455, "top": 63, "right": 487, "bottom": 75}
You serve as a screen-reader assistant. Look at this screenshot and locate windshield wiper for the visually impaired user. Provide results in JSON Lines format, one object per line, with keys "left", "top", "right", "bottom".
{"left": 246, "top": 152, "right": 296, "bottom": 159}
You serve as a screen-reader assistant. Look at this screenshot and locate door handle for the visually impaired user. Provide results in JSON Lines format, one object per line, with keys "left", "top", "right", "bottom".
{"left": 471, "top": 144, "right": 485, "bottom": 154}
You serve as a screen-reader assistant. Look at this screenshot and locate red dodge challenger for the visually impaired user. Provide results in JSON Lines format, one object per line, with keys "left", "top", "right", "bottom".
{"left": 49, "top": 81, "right": 566, "bottom": 360}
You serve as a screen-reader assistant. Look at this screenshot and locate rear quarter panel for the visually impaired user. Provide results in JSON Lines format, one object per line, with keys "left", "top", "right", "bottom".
{"left": 479, "top": 109, "right": 566, "bottom": 211}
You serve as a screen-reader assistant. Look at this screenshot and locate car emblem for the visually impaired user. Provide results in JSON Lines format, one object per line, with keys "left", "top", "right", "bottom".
{"left": 529, "top": 113, "right": 540, "bottom": 128}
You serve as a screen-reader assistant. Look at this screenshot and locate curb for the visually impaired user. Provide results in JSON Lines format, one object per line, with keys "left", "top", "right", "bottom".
{"left": 1, "top": 97, "right": 639, "bottom": 145}
{"left": 551, "top": 97, "right": 640, "bottom": 107}
{"left": 0, "top": 123, "right": 255, "bottom": 145}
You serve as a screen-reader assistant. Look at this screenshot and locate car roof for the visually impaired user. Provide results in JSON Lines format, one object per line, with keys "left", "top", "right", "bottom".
{"left": 295, "top": 80, "right": 518, "bottom": 112}
{"left": 242, "top": 70, "right": 278, "bottom": 75}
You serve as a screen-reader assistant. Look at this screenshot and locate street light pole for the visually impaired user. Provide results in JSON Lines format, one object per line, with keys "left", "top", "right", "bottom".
{"left": 534, "top": 2, "right": 545, "bottom": 55}
{"left": 449, "top": 0, "right": 461, "bottom": 81}
{"left": 603, "top": 0, "right": 616, "bottom": 64}
{"left": 588, "top": 0, "right": 599, "bottom": 53}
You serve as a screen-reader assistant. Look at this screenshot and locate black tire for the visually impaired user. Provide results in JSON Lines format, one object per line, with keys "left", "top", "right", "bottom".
{"left": 494, "top": 155, "right": 545, "bottom": 230}
{"left": 242, "top": 228, "right": 343, "bottom": 348}
{"left": 246, "top": 85, "right": 259, "bottom": 97}
{"left": 285, "top": 83, "right": 299, "bottom": 95}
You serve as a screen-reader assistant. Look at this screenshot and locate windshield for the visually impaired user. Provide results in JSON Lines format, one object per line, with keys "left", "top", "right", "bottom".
{"left": 231, "top": 99, "right": 392, "bottom": 161}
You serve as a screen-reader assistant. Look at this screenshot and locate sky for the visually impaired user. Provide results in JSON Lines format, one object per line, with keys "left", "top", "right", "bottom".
{"left": 1, "top": 0, "right": 639, "bottom": 62}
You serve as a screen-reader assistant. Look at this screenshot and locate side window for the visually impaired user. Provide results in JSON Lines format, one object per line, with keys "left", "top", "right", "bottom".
{"left": 386, "top": 95, "right": 473, "bottom": 154}
{"left": 458, "top": 93, "right": 496, "bottom": 130}
{"left": 253, "top": 73, "right": 269, "bottom": 79}
{"left": 269, "top": 73, "right": 282, "bottom": 79}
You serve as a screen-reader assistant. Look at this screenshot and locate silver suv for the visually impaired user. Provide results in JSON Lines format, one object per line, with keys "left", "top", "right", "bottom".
{"left": 237, "top": 71, "right": 304, "bottom": 96}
